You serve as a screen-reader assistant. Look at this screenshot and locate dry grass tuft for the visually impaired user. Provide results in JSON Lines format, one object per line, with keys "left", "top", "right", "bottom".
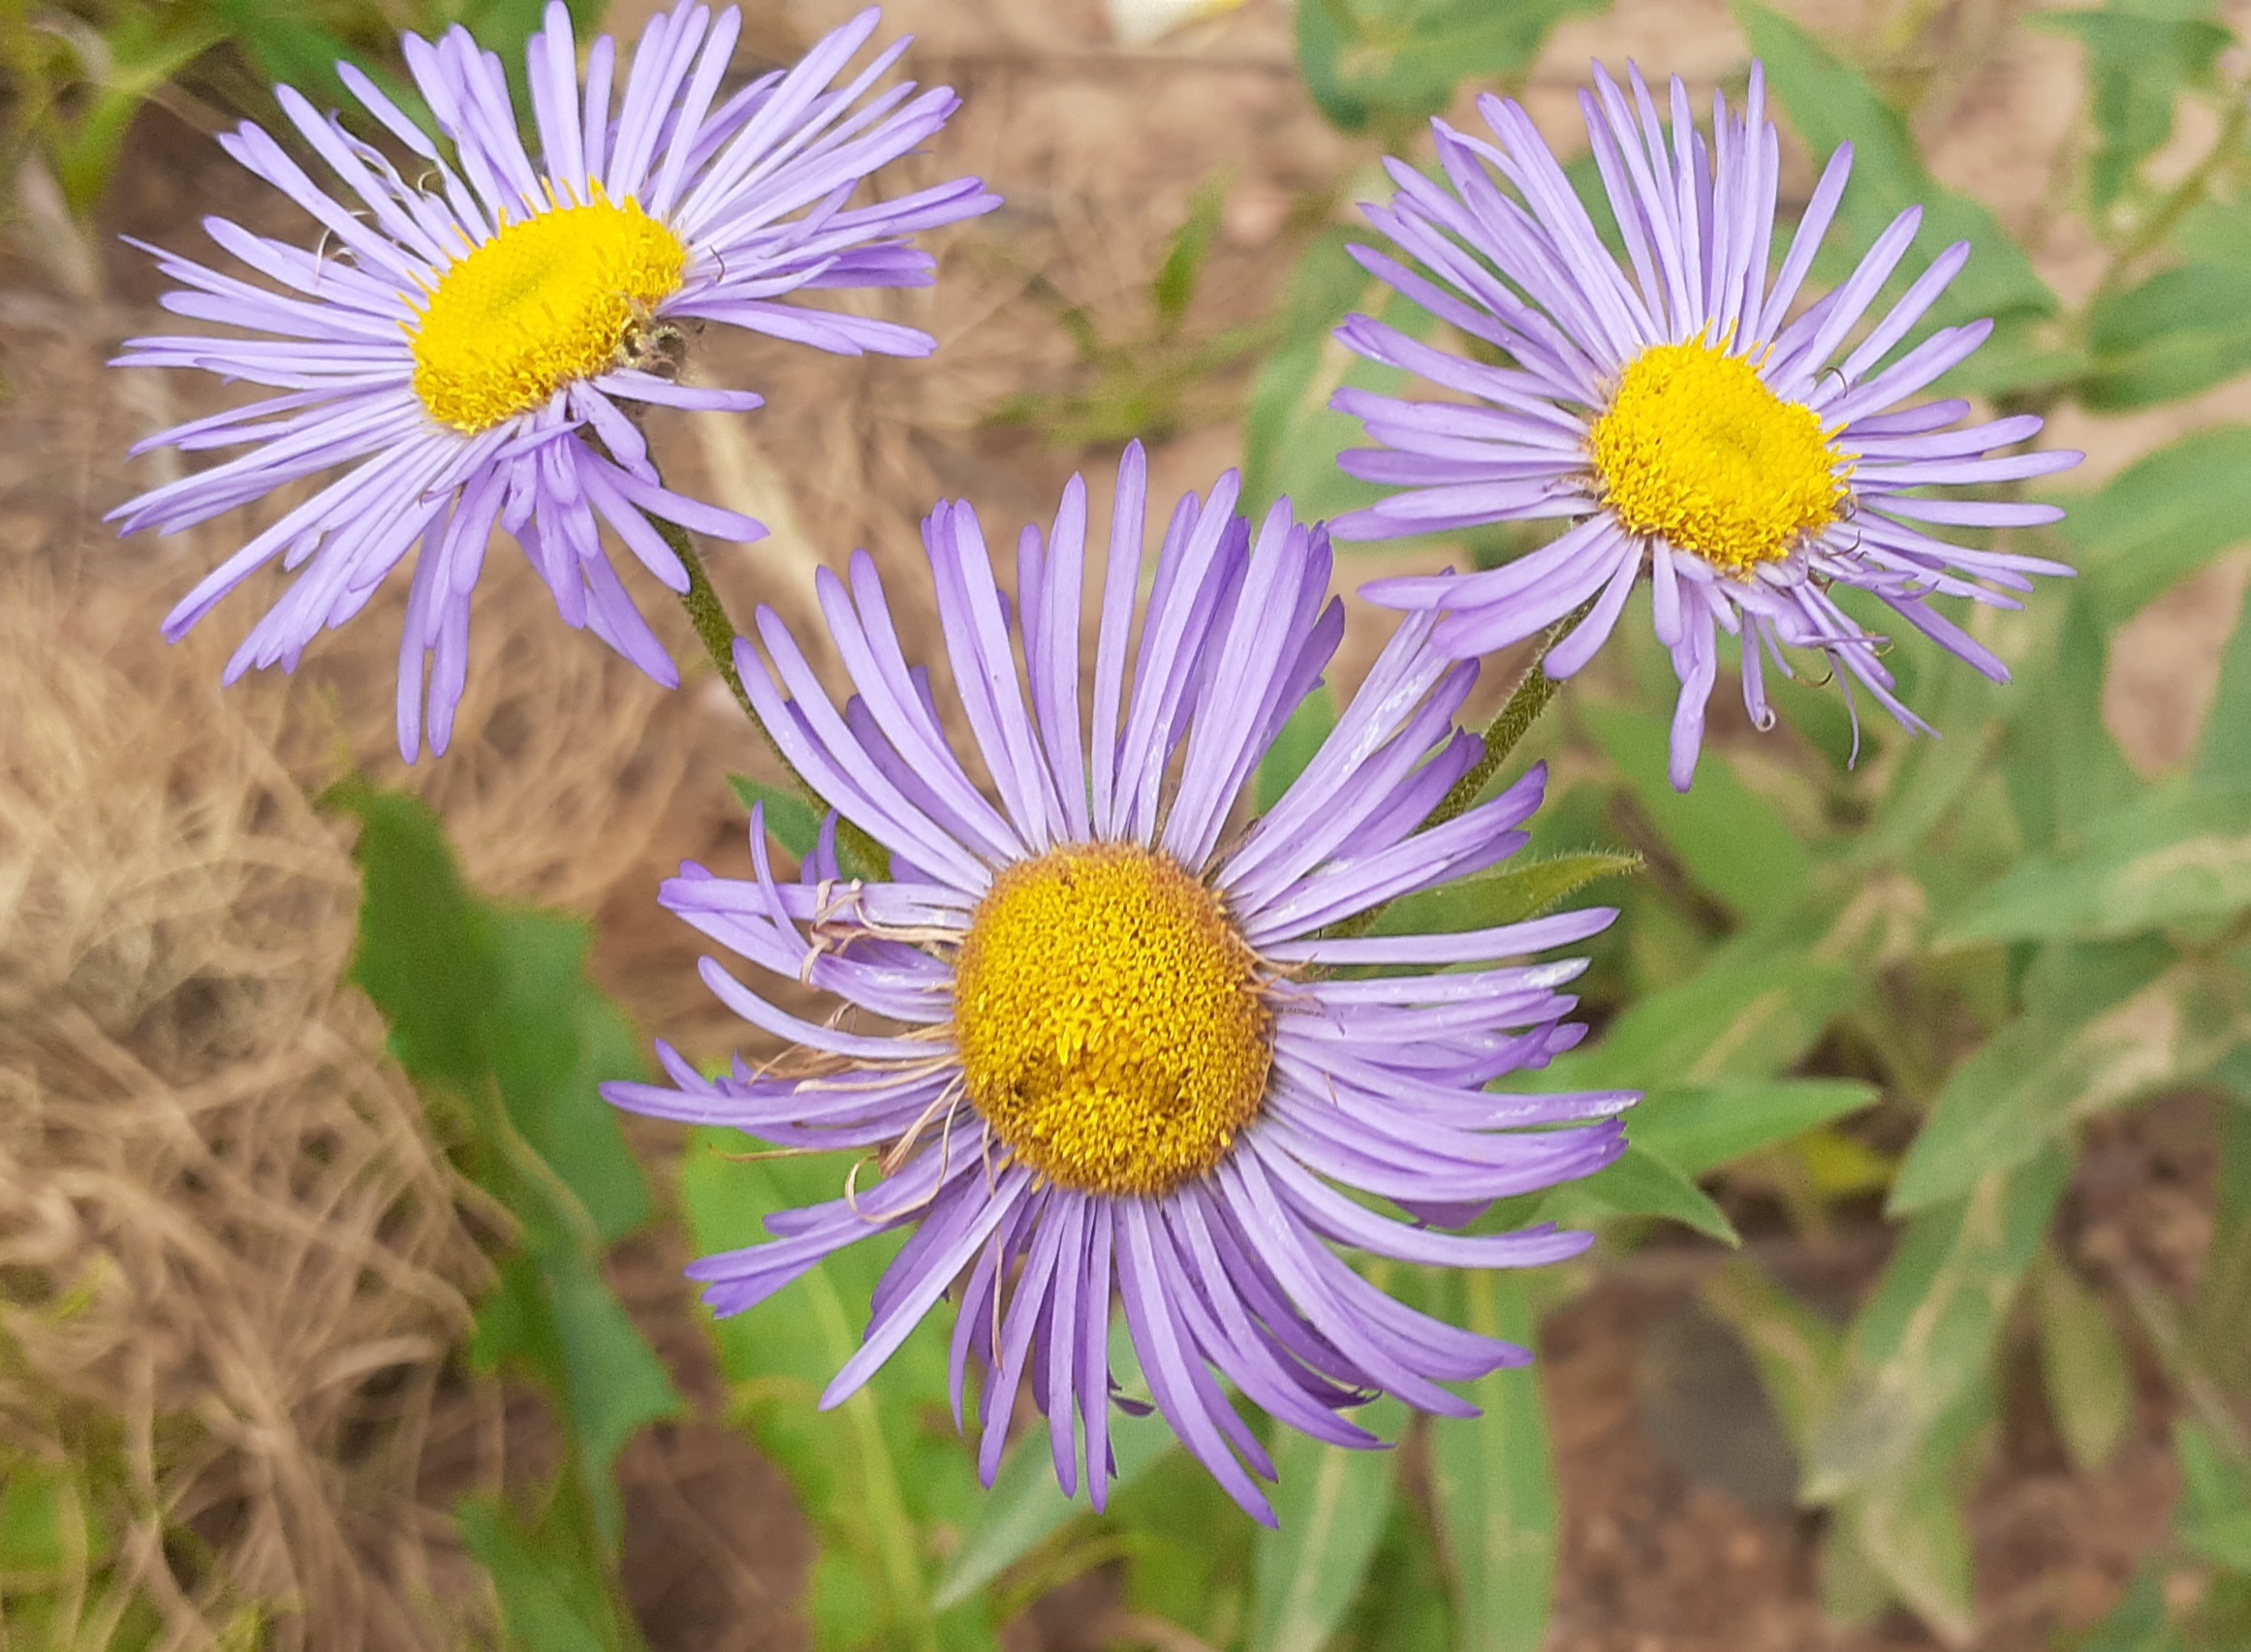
{"left": 0, "top": 573, "right": 500, "bottom": 1652}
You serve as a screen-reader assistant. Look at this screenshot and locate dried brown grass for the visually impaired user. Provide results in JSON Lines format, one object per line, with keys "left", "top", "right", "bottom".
{"left": 0, "top": 573, "right": 501, "bottom": 1652}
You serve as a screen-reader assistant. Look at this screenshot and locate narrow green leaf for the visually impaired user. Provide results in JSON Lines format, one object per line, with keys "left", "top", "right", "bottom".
{"left": 1242, "top": 231, "right": 1440, "bottom": 525}
{"left": 1699, "top": 1262, "right": 1844, "bottom": 1452}
{"left": 1627, "top": 1079, "right": 1877, "bottom": 1179}
{"left": 487, "top": 910, "right": 653, "bottom": 1244}
{"left": 1542, "top": 1143, "right": 1737, "bottom": 1244}
{"left": 455, "top": 1496, "right": 625, "bottom": 1652}
{"left": 2000, "top": 590, "right": 2139, "bottom": 856}
{"left": 1939, "top": 786, "right": 2251, "bottom": 945}
{"left": 680, "top": 1136, "right": 989, "bottom": 1651}
{"left": 0, "top": 1462, "right": 103, "bottom": 1577}
{"left": 2194, "top": 580, "right": 2251, "bottom": 791}
{"left": 1154, "top": 177, "right": 1226, "bottom": 328}
{"left": 1430, "top": 1275, "right": 1554, "bottom": 1652}
{"left": 2029, "top": 5, "right": 2230, "bottom": 216}
{"left": 1890, "top": 961, "right": 2246, "bottom": 1214}
{"left": 2083, "top": 260, "right": 2251, "bottom": 410}
{"left": 1544, "top": 947, "right": 1858, "bottom": 1091}
{"left": 1295, "top": 0, "right": 1603, "bottom": 132}
{"left": 2191, "top": 1094, "right": 2251, "bottom": 1389}
{"left": 728, "top": 774, "right": 826, "bottom": 862}
{"left": 1582, "top": 705, "right": 1813, "bottom": 921}
{"left": 1735, "top": 3, "right": 2058, "bottom": 331}
{"left": 2075, "top": 1574, "right": 2185, "bottom": 1652}
{"left": 1845, "top": 1381, "right": 1990, "bottom": 1644}
{"left": 2034, "top": 1253, "right": 2134, "bottom": 1475}
{"left": 2059, "top": 426, "right": 2251, "bottom": 624}
{"left": 1807, "top": 1147, "right": 2071, "bottom": 1500}
{"left": 1371, "top": 850, "right": 1640, "bottom": 938}
{"left": 1251, "top": 1404, "right": 1401, "bottom": 1652}
{"left": 325, "top": 779, "right": 494, "bottom": 1091}
{"left": 204, "top": 0, "right": 362, "bottom": 101}
{"left": 933, "top": 1363, "right": 1176, "bottom": 1610}
{"left": 329, "top": 781, "right": 678, "bottom": 1557}
{"left": 2176, "top": 1420, "right": 2251, "bottom": 1572}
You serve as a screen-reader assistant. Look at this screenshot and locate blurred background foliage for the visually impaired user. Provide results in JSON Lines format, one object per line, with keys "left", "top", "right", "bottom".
{"left": 0, "top": 0, "right": 599, "bottom": 219}
{"left": 8, "top": 0, "right": 2251, "bottom": 1648}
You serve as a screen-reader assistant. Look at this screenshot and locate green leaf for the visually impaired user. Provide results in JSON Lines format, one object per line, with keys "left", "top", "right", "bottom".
{"left": 1429, "top": 1274, "right": 1554, "bottom": 1652}
{"left": 1890, "top": 960, "right": 2245, "bottom": 1214}
{"left": 455, "top": 1496, "right": 626, "bottom": 1652}
{"left": 2194, "top": 580, "right": 2251, "bottom": 791}
{"left": 2034, "top": 1253, "right": 2134, "bottom": 1475}
{"left": 1699, "top": 1262, "right": 1844, "bottom": 1452}
{"left": 1251, "top": 1403, "right": 1401, "bottom": 1652}
{"left": 2076, "top": 1574, "right": 2188, "bottom": 1652}
{"left": 1806, "top": 1146, "right": 2071, "bottom": 1501}
{"left": 1582, "top": 705, "right": 1813, "bottom": 922}
{"left": 2000, "top": 590, "right": 2139, "bottom": 857}
{"left": 328, "top": 781, "right": 678, "bottom": 1555}
{"left": 1842, "top": 1380, "right": 1990, "bottom": 1643}
{"left": 1242, "top": 231, "right": 1438, "bottom": 526}
{"left": 1154, "top": 177, "right": 1227, "bottom": 330}
{"left": 681, "top": 1136, "right": 992, "bottom": 1651}
{"left": 1542, "top": 1143, "right": 1736, "bottom": 1243}
{"left": 728, "top": 775, "right": 826, "bottom": 863}
{"left": 0, "top": 1462, "right": 104, "bottom": 1577}
{"left": 2083, "top": 261, "right": 2251, "bottom": 410}
{"left": 327, "top": 779, "right": 496, "bottom": 1092}
{"left": 2057, "top": 426, "right": 2251, "bottom": 624}
{"left": 47, "top": 9, "right": 227, "bottom": 210}
{"left": 1939, "top": 786, "right": 2251, "bottom": 946}
{"left": 1258, "top": 687, "right": 1340, "bottom": 813}
{"left": 1545, "top": 946, "right": 1859, "bottom": 1091}
{"left": 2176, "top": 1420, "right": 2251, "bottom": 1573}
{"left": 203, "top": 0, "right": 356, "bottom": 94}
{"left": 932, "top": 1385, "right": 1175, "bottom": 1610}
{"left": 1371, "top": 850, "right": 1641, "bottom": 937}
{"left": 1855, "top": 654, "right": 2009, "bottom": 867}
{"left": 487, "top": 911, "right": 654, "bottom": 1244}
{"left": 2029, "top": 4, "right": 2231, "bottom": 217}
{"left": 1626, "top": 1079, "right": 1878, "bottom": 1179}
{"left": 1295, "top": 0, "right": 1603, "bottom": 133}
{"left": 1735, "top": 4, "right": 2058, "bottom": 334}
{"left": 2191, "top": 1097, "right": 2251, "bottom": 1389}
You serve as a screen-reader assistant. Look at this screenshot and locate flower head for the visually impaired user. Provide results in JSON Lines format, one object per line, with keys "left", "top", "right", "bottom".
{"left": 603, "top": 445, "right": 1630, "bottom": 1521}
{"left": 111, "top": 3, "right": 995, "bottom": 759}
{"left": 1330, "top": 65, "right": 2080, "bottom": 789}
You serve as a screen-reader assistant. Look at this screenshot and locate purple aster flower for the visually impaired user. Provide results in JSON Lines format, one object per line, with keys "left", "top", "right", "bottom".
{"left": 111, "top": 3, "right": 996, "bottom": 759}
{"left": 602, "top": 443, "right": 1631, "bottom": 1522}
{"left": 1329, "top": 64, "right": 2080, "bottom": 789}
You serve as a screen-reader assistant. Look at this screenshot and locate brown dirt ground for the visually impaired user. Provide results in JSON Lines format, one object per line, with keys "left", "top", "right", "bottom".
{"left": 3, "top": 0, "right": 2245, "bottom": 1647}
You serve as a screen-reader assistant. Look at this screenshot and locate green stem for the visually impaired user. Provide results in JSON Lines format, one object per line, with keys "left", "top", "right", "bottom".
{"left": 1425, "top": 601, "right": 1592, "bottom": 834}
{"left": 1317, "top": 603, "right": 1589, "bottom": 945}
{"left": 650, "top": 514, "right": 890, "bottom": 878}
{"left": 2091, "top": 92, "right": 2251, "bottom": 309}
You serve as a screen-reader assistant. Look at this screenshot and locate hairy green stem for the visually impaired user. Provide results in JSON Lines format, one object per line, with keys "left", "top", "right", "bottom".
{"left": 1425, "top": 601, "right": 1593, "bottom": 834}
{"left": 650, "top": 514, "right": 889, "bottom": 878}
{"left": 2092, "top": 91, "right": 2250, "bottom": 309}
{"left": 1316, "top": 603, "right": 1590, "bottom": 946}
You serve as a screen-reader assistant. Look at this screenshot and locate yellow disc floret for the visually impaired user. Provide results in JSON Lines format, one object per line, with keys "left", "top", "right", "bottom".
{"left": 409, "top": 192, "right": 688, "bottom": 433}
{"left": 952, "top": 845, "right": 1272, "bottom": 1198}
{"left": 1588, "top": 339, "right": 1847, "bottom": 577}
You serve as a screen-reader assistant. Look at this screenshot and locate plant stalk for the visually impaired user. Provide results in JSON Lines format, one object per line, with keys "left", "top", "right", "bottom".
{"left": 1425, "top": 601, "right": 1593, "bottom": 834}
{"left": 649, "top": 513, "right": 889, "bottom": 878}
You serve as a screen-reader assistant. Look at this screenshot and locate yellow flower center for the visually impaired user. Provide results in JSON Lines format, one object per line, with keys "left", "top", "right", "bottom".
{"left": 1588, "top": 340, "right": 1847, "bottom": 577}
{"left": 408, "top": 193, "right": 688, "bottom": 433}
{"left": 952, "top": 845, "right": 1272, "bottom": 1198}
